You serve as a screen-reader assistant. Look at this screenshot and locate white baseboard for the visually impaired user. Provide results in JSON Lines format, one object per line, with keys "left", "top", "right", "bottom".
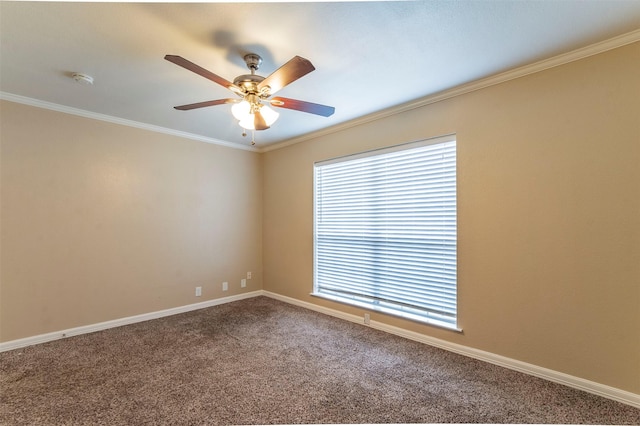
{"left": 2, "top": 289, "right": 638, "bottom": 409}
{"left": 262, "top": 291, "right": 640, "bottom": 409}
{"left": 0, "top": 291, "right": 262, "bottom": 353}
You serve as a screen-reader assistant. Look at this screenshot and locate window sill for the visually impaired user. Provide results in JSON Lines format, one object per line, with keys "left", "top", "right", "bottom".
{"left": 310, "top": 292, "right": 463, "bottom": 333}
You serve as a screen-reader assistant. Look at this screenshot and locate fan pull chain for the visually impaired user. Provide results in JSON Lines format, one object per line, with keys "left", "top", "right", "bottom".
{"left": 240, "top": 128, "right": 256, "bottom": 145}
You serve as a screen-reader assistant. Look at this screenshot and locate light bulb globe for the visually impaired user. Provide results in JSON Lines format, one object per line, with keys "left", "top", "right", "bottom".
{"left": 261, "top": 105, "right": 280, "bottom": 127}
{"left": 239, "top": 115, "right": 255, "bottom": 130}
{"left": 231, "top": 100, "right": 251, "bottom": 121}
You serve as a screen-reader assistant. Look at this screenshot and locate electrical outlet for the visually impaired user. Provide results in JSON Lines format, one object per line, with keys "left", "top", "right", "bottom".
{"left": 222, "top": 282, "right": 228, "bottom": 291}
{"left": 241, "top": 278, "right": 246, "bottom": 288}
{"left": 364, "top": 313, "right": 371, "bottom": 325}
{"left": 195, "top": 286, "right": 202, "bottom": 297}
{"left": 247, "top": 271, "right": 252, "bottom": 280}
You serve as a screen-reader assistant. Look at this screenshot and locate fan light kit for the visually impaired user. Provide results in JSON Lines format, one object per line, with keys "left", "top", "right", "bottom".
{"left": 165, "top": 53, "right": 335, "bottom": 145}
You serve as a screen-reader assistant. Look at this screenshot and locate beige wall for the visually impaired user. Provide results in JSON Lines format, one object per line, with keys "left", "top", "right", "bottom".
{"left": 0, "top": 101, "right": 262, "bottom": 341}
{"left": 262, "top": 43, "right": 640, "bottom": 393}
{"left": 1, "top": 42, "right": 638, "bottom": 395}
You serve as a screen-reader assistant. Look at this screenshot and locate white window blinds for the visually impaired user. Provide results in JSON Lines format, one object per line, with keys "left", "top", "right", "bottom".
{"left": 313, "top": 136, "right": 457, "bottom": 329}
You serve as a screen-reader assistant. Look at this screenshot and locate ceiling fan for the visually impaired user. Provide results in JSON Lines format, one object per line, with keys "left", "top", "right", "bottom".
{"left": 165, "top": 53, "right": 335, "bottom": 137}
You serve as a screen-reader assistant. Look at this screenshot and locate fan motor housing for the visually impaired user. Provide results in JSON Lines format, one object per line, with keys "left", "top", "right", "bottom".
{"left": 233, "top": 74, "right": 266, "bottom": 95}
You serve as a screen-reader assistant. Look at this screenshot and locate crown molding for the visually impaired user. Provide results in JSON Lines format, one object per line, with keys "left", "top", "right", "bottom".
{"left": 0, "top": 92, "right": 260, "bottom": 153}
{"left": 2, "top": 30, "right": 638, "bottom": 154}
{"left": 261, "top": 29, "right": 640, "bottom": 153}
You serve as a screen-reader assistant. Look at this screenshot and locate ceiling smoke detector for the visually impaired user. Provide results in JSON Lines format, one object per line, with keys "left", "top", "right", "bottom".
{"left": 71, "top": 73, "right": 94, "bottom": 85}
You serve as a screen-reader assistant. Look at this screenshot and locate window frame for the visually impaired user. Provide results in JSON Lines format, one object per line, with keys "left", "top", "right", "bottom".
{"left": 312, "top": 134, "right": 460, "bottom": 331}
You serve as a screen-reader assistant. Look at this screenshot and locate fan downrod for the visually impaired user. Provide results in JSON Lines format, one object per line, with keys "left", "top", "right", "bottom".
{"left": 234, "top": 54, "right": 267, "bottom": 94}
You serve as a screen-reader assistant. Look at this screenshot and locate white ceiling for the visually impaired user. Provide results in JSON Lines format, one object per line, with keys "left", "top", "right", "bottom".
{"left": 2, "top": 1, "right": 640, "bottom": 149}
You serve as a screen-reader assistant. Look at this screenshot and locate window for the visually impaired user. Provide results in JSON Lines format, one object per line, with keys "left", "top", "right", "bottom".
{"left": 313, "top": 135, "right": 458, "bottom": 330}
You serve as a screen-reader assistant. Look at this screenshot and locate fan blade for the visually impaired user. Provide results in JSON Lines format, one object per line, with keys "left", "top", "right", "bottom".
{"left": 270, "top": 97, "right": 335, "bottom": 117}
{"left": 253, "top": 110, "right": 270, "bottom": 130}
{"left": 257, "top": 56, "right": 315, "bottom": 95}
{"left": 165, "top": 55, "right": 243, "bottom": 94}
{"left": 173, "top": 99, "right": 237, "bottom": 111}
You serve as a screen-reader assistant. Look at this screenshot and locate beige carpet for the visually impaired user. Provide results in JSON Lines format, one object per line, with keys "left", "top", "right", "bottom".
{"left": 1, "top": 296, "right": 638, "bottom": 425}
